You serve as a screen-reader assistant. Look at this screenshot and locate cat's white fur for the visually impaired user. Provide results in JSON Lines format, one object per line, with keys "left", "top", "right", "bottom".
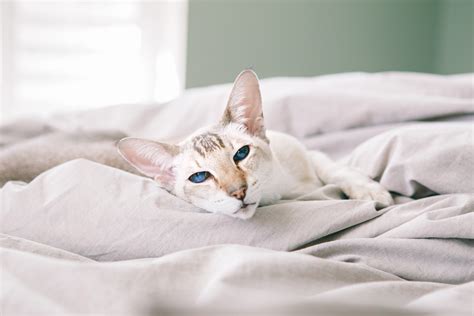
{"left": 118, "top": 70, "right": 393, "bottom": 219}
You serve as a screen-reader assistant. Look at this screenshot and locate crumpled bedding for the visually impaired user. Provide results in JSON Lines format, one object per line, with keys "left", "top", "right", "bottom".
{"left": 0, "top": 72, "right": 473, "bottom": 315}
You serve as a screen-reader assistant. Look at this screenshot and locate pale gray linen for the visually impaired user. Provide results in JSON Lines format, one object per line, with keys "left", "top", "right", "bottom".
{"left": 2, "top": 242, "right": 472, "bottom": 316}
{"left": 0, "top": 72, "right": 473, "bottom": 315}
{"left": 1, "top": 72, "right": 473, "bottom": 148}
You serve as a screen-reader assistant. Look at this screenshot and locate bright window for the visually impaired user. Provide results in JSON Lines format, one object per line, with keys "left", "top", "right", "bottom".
{"left": 0, "top": 1, "right": 188, "bottom": 123}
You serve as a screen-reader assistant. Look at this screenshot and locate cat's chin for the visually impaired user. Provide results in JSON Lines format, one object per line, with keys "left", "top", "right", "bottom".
{"left": 228, "top": 203, "right": 258, "bottom": 220}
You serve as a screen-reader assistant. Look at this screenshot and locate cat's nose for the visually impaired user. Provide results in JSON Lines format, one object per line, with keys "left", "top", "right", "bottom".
{"left": 230, "top": 186, "right": 247, "bottom": 200}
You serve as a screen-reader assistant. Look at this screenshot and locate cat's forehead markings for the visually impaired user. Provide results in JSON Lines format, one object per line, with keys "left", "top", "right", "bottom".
{"left": 192, "top": 132, "right": 225, "bottom": 157}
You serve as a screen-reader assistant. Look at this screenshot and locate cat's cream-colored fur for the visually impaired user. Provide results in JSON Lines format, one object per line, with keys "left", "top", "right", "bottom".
{"left": 118, "top": 70, "right": 393, "bottom": 219}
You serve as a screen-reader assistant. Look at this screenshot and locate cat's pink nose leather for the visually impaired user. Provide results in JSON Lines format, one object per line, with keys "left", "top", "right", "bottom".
{"left": 230, "top": 186, "right": 247, "bottom": 200}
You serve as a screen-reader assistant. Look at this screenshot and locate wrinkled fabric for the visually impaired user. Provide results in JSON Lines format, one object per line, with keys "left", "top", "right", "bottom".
{"left": 1, "top": 72, "right": 473, "bottom": 315}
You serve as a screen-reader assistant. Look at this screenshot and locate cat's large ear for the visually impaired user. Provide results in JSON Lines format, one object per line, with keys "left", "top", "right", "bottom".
{"left": 117, "top": 137, "right": 179, "bottom": 189}
{"left": 221, "top": 69, "right": 266, "bottom": 139}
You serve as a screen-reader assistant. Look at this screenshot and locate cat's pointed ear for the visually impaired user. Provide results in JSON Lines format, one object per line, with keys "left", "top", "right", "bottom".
{"left": 117, "top": 137, "right": 179, "bottom": 189}
{"left": 221, "top": 69, "right": 266, "bottom": 139}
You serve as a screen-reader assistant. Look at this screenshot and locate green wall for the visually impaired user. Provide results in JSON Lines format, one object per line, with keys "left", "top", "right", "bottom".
{"left": 435, "top": 0, "right": 473, "bottom": 74}
{"left": 186, "top": 0, "right": 473, "bottom": 88}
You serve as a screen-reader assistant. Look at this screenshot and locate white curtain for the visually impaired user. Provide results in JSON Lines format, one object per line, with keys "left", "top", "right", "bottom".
{"left": 0, "top": 1, "right": 188, "bottom": 123}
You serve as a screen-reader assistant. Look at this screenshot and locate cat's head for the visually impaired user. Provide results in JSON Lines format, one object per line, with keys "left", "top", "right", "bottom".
{"left": 117, "top": 70, "right": 273, "bottom": 219}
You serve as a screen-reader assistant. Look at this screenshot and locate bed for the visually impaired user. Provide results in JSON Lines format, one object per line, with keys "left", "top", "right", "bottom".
{"left": 1, "top": 72, "right": 473, "bottom": 315}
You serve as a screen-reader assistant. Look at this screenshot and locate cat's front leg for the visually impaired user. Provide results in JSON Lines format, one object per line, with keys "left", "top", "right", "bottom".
{"left": 309, "top": 151, "right": 394, "bottom": 208}
{"left": 335, "top": 176, "right": 394, "bottom": 208}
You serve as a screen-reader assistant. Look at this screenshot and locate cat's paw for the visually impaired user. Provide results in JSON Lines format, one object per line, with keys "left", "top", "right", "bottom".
{"left": 342, "top": 181, "right": 394, "bottom": 209}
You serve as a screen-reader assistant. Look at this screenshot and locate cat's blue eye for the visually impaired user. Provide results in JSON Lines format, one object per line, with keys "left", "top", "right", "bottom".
{"left": 189, "top": 171, "right": 210, "bottom": 183}
{"left": 233, "top": 145, "right": 250, "bottom": 162}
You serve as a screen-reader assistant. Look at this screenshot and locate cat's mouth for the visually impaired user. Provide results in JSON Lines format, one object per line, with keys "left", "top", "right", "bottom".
{"left": 231, "top": 202, "right": 258, "bottom": 220}
{"left": 233, "top": 202, "right": 257, "bottom": 213}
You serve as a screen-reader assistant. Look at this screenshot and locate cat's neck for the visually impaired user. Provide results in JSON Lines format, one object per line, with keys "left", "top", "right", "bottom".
{"left": 260, "top": 131, "right": 322, "bottom": 203}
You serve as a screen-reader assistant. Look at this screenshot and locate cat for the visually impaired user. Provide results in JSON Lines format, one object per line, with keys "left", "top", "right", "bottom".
{"left": 117, "top": 70, "right": 394, "bottom": 219}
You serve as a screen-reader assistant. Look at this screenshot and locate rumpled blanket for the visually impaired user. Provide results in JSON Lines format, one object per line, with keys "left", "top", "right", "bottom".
{"left": 1, "top": 72, "right": 473, "bottom": 315}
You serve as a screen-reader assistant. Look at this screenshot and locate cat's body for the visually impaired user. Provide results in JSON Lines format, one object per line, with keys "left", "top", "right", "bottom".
{"left": 118, "top": 70, "right": 393, "bottom": 219}
{"left": 259, "top": 130, "right": 322, "bottom": 203}
{"left": 1, "top": 70, "right": 393, "bottom": 219}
